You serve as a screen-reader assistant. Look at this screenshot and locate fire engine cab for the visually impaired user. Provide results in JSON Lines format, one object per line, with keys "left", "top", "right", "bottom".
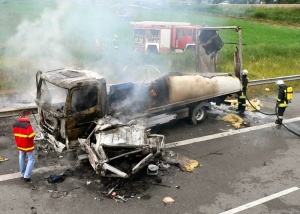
{"left": 130, "top": 21, "right": 199, "bottom": 53}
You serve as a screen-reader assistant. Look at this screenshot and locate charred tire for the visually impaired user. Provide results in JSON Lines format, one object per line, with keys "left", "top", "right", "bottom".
{"left": 190, "top": 104, "right": 208, "bottom": 126}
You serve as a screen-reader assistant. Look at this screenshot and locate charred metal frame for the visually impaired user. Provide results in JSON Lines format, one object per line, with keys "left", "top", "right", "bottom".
{"left": 196, "top": 26, "right": 243, "bottom": 79}
{"left": 78, "top": 117, "right": 165, "bottom": 178}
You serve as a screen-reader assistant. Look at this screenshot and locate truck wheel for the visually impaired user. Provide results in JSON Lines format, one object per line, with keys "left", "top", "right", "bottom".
{"left": 190, "top": 105, "right": 207, "bottom": 126}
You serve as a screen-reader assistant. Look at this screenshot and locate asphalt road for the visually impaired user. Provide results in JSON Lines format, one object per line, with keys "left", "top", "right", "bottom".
{"left": 0, "top": 93, "right": 300, "bottom": 214}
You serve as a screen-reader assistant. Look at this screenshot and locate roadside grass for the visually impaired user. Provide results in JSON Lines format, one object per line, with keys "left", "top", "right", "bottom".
{"left": 188, "top": 5, "right": 300, "bottom": 25}
{"left": 0, "top": 2, "right": 299, "bottom": 94}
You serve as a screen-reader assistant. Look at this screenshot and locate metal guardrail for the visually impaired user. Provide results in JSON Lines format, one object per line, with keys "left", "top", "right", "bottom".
{"left": 249, "top": 74, "right": 300, "bottom": 86}
{"left": 0, "top": 106, "right": 37, "bottom": 118}
{"left": 0, "top": 74, "right": 299, "bottom": 118}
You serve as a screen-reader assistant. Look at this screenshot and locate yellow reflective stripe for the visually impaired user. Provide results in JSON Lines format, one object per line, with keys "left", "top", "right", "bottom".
{"left": 18, "top": 146, "right": 34, "bottom": 151}
{"left": 279, "top": 104, "right": 288, "bottom": 107}
{"left": 14, "top": 133, "right": 29, "bottom": 138}
{"left": 239, "top": 92, "right": 246, "bottom": 98}
{"left": 14, "top": 133, "right": 35, "bottom": 138}
{"left": 28, "top": 133, "right": 35, "bottom": 138}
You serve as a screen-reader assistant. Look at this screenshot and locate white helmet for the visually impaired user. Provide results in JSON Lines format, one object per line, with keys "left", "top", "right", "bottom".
{"left": 242, "top": 69, "right": 248, "bottom": 75}
{"left": 276, "top": 80, "right": 284, "bottom": 85}
{"left": 114, "top": 35, "right": 118, "bottom": 38}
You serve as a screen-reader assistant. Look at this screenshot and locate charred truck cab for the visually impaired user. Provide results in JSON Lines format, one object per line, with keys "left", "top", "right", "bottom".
{"left": 35, "top": 68, "right": 107, "bottom": 151}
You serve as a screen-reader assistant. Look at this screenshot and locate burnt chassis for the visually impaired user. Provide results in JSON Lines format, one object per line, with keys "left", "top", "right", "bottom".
{"left": 78, "top": 117, "right": 165, "bottom": 178}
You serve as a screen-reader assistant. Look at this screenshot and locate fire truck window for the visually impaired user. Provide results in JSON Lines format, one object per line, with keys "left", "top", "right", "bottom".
{"left": 134, "top": 29, "right": 145, "bottom": 44}
{"left": 178, "top": 29, "right": 186, "bottom": 37}
{"left": 188, "top": 30, "right": 192, "bottom": 36}
{"left": 146, "top": 29, "right": 160, "bottom": 43}
{"left": 71, "top": 86, "right": 98, "bottom": 112}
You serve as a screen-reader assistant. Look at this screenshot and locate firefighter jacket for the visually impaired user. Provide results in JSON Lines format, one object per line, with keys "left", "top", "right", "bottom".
{"left": 13, "top": 117, "right": 35, "bottom": 152}
{"left": 277, "top": 84, "right": 288, "bottom": 107}
{"left": 238, "top": 75, "right": 249, "bottom": 99}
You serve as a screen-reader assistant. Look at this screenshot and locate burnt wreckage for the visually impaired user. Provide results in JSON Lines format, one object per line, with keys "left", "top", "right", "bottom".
{"left": 35, "top": 26, "right": 244, "bottom": 177}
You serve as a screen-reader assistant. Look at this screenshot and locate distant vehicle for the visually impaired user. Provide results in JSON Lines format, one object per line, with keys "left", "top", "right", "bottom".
{"left": 219, "top": 1, "right": 230, "bottom": 4}
{"left": 130, "top": 21, "right": 200, "bottom": 53}
{"left": 110, "top": 3, "right": 150, "bottom": 20}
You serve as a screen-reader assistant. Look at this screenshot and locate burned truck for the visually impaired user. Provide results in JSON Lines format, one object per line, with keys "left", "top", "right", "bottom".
{"left": 35, "top": 26, "right": 244, "bottom": 177}
{"left": 35, "top": 70, "right": 240, "bottom": 147}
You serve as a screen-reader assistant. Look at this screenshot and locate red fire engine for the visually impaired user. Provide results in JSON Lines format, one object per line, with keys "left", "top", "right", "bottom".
{"left": 130, "top": 21, "right": 199, "bottom": 53}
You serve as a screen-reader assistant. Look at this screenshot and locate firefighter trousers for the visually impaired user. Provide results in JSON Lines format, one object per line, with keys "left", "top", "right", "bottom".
{"left": 238, "top": 97, "right": 246, "bottom": 112}
{"left": 276, "top": 106, "right": 286, "bottom": 124}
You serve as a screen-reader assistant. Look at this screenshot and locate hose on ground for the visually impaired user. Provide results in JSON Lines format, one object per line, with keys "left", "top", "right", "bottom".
{"left": 274, "top": 104, "right": 300, "bottom": 137}
{"left": 245, "top": 95, "right": 300, "bottom": 137}
{"left": 245, "top": 95, "right": 276, "bottom": 115}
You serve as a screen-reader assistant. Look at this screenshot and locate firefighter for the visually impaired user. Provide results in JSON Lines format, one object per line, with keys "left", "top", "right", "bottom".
{"left": 13, "top": 110, "right": 36, "bottom": 182}
{"left": 275, "top": 80, "right": 288, "bottom": 125}
{"left": 236, "top": 69, "right": 249, "bottom": 115}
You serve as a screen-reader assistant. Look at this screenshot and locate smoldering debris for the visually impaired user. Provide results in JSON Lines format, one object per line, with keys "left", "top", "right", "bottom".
{"left": 34, "top": 132, "right": 199, "bottom": 202}
{"left": 222, "top": 114, "right": 251, "bottom": 129}
{"left": 47, "top": 174, "right": 66, "bottom": 183}
{"left": 222, "top": 114, "right": 244, "bottom": 129}
{"left": 78, "top": 116, "right": 166, "bottom": 178}
{"left": 0, "top": 155, "right": 9, "bottom": 162}
{"left": 225, "top": 98, "right": 263, "bottom": 112}
{"left": 161, "top": 150, "right": 200, "bottom": 172}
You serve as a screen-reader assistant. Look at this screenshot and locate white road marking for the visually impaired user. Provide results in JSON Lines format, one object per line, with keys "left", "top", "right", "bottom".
{"left": 219, "top": 187, "right": 300, "bottom": 214}
{"left": 166, "top": 117, "right": 300, "bottom": 148}
{"left": 0, "top": 165, "right": 70, "bottom": 182}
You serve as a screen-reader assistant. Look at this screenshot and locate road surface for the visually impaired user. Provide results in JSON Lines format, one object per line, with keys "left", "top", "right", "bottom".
{"left": 0, "top": 93, "right": 299, "bottom": 214}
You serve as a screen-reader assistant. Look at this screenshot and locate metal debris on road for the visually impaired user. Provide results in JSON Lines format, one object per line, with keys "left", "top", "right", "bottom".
{"left": 47, "top": 174, "right": 66, "bottom": 183}
{"left": 51, "top": 191, "right": 68, "bottom": 199}
{"left": 162, "top": 150, "right": 199, "bottom": 172}
{"left": 78, "top": 116, "right": 165, "bottom": 178}
{"left": 147, "top": 164, "right": 159, "bottom": 175}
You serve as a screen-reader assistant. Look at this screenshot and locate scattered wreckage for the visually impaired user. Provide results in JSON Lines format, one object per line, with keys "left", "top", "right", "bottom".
{"left": 34, "top": 26, "right": 245, "bottom": 177}
{"left": 78, "top": 117, "right": 165, "bottom": 178}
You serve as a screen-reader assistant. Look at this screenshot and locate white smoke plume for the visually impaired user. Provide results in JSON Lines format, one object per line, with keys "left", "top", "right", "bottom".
{"left": 3, "top": 1, "right": 143, "bottom": 90}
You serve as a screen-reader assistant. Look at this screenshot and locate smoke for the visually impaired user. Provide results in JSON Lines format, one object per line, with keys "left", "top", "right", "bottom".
{"left": 3, "top": 1, "right": 145, "bottom": 92}
{"left": 5, "top": 3, "right": 71, "bottom": 69}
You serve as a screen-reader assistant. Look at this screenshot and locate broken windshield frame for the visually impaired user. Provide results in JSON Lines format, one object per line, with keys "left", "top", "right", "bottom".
{"left": 40, "top": 80, "right": 68, "bottom": 113}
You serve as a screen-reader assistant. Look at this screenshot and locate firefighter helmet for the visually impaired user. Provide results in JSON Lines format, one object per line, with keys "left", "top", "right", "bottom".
{"left": 242, "top": 69, "right": 248, "bottom": 75}
{"left": 276, "top": 80, "right": 284, "bottom": 85}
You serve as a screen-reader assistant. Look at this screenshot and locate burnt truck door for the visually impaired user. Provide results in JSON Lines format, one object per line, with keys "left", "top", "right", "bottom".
{"left": 36, "top": 70, "right": 42, "bottom": 98}
{"left": 65, "top": 83, "right": 106, "bottom": 148}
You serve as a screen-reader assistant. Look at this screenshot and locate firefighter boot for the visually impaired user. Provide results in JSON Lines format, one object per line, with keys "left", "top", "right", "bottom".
{"left": 275, "top": 119, "right": 282, "bottom": 125}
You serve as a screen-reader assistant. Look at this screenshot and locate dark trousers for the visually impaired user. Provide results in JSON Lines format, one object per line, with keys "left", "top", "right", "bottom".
{"left": 276, "top": 106, "right": 286, "bottom": 123}
{"left": 238, "top": 97, "right": 246, "bottom": 112}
